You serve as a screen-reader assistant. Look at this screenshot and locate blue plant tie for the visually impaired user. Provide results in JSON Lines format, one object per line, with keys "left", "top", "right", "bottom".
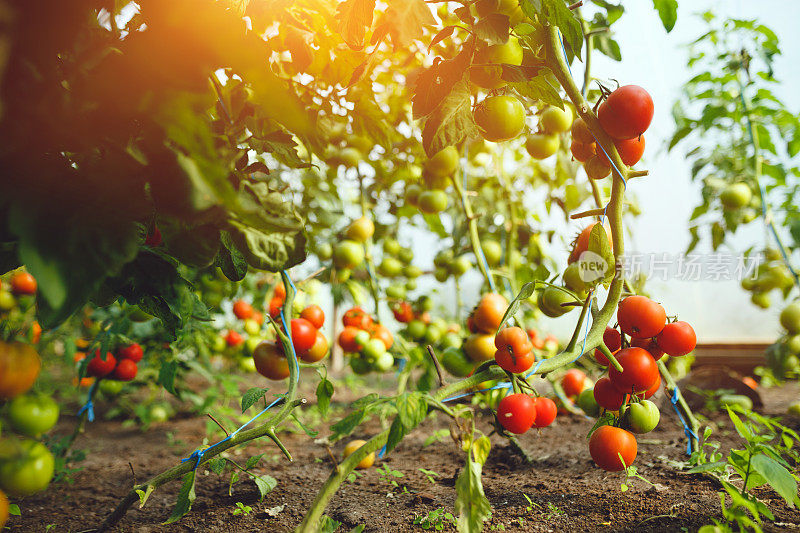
{"left": 282, "top": 269, "right": 298, "bottom": 295}
{"left": 181, "top": 396, "right": 284, "bottom": 470}
{"left": 442, "top": 380, "right": 513, "bottom": 403}
{"left": 396, "top": 357, "right": 407, "bottom": 376}
{"left": 377, "top": 444, "right": 386, "bottom": 458}
{"left": 670, "top": 387, "right": 698, "bottom": 455}
{"left": 77, "top": 380, "right": 100, "bottom": 422}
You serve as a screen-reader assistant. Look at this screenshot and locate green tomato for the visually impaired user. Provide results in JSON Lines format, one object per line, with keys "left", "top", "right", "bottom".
{"left": 354, "top": 330, "right": 371, "bottom": 350}
{"left": 440, "top": 347, "right": 475, "bottom": 377}
{"left": 563, "top": 262, "right": 589, "bottom": 293}
{"left": 764, "top": 248, "right": 782, "bottom": 262}
{"left": 787, "top": 334, "right": 800, "bottom": 354}
{"left": 481, "top": 240, "right": 503, "bottom": 267}
{"left": 0, "top": 439, "right": 55, "bottom": 497}
{"left": 434, "top": 267, "right": 450, "bottom": 282}
{"left": 383, "top": 238, "right": 402, "bottom": 256}
{"left": 424, "top": 146, "right": 459, "bottom": 178}
{"left": 244, "top": 319, "right": 261, "bottom": 336}
{"left": 0, "top": 291, "right": 16, "bottom": 311}
{"left": 540, "top": 105, "right": 573, "bottom": 134}
{"left": 751, "top": 291, "right": 771, "bottom": 309}
{"left": 373, "top": 352, "right": 395, "bottom": 372}
{"left": 377, "top": 257, "right": 404, "bottom": 278}
{"left": 345, "top": 217, "right": 375, "bottom": 243}
{"left": 8, "top": 395, "right": 59, "bottom": 438}
{"left": 337, "top": 268, "right": 352, "bottom": 282}
{"left": 434, "top": 250, "right": 454, "bottom": 268}
{"left": 470, "top": 37, "right": 523, "bottom": 89}
{"left": 362, "top": 339, "right": 387, "bottom": 361}
{"left": 449, "top": 255, "right": 472, "bottom": 277}
{"left": 539, "top": 287, "right": 572, "bottom": 317}
{"left": 349, "top": 356, "right": 372, "bottom": 375}
{"left": 576, "top": 388, "right": 600, "bottom": 417}
{"left": 406, "top": 320, "right": 427, "bottom": 340}
{"left": 474, "top": 95, "right": 525, "bottom": 143}
{"left": 720, "top": 182, "right": 752, "bottom": 210}
{"left": 418, "top": 295, "right": 434, "bottom": 312}
{"left": 386, "top": 285, "right": 406, "bottom": 300}
{"left": 442, "top": 332, "right": 463, "bottom": 350}
{"left": 238, "top": 356, "right": 257, "bottom": 373}
{"left": 333, "top": 240, "right": 365, "bottom": 269}
{"left": 316, "top": 242, "right": 333, "bottom": 260}
{"left": 405, "top": 279, "right": 418, "bottom": 291}
{"left": 418, "top": 190, "right": 448, "bottom": 214}
{"left": 719, "top": 394, "right": 753, "bottom": 411}
{"left": 780, "top": 301, "right": 800, "bottom": 334}
{"left": 525, "top": 133, "right": 560, "bottom": 159}
{"left": 624, "top": 400, "right": 660, "bottom": 434}
{"left": 403, "top": 265, "right": 423, "bottom": 279}
{"left": 398, "top": 247, "right": 415, "bottom": 264}
{"left": 212, "top": 335, "right": 227, "bottom": 353}
{"left": 424, "top": 325, "right": 445, "bottom": 344}
{"left": 245, "top": 336, "right": 263, "bottom": 355}
{"left": 149, "top": 405, "right": 170, "bottom": 422}
{"left": 99, "top": 379, "right": 125, "bottom": 396}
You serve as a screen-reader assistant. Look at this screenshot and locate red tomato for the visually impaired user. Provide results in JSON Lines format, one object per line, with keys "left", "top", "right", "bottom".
{"left": 268, "top": 297, "right": 283, "bottom": 319}
{"left": 30, "top": 322, "right": 42, "bottom": 344}
{"left": 630, "top": 336, "right": 665, "bottom": 360}
{"left": 617, "top": 295, "right": 666, "bottom": 339}
{"left": 343, "top": 307, "right": 372, "bottom": 330}
{"left": 527, "top": 328, "right": 545, "bottom": 350}
{"left": 392, "top": 302, "right": 414, "bottom": 323}
{"left": 742, "top": 376, "right": 758, "bottom": 390}
{"left": 472, "top": 293, "right": 508, "bottom": 333}
{"left": 496, "top": 393, "right": 537, "bottom": 434}
{"left": 300, "top": 305, "right": 325, "bottom": 329}
{"left": 656, "top": 321, "right": 696, "bottom": 357}
{"left": 466, "top": 314, "right": 478, "bottom": 333}
{"left": 300, "top": 331, "right": 329, "bottom": 363}
{"left": 86, "top": 350, "right": 117, "bottom": 378}
{"left": 494, "top": 327, "right": 532, "bottom": 352}
{"left": 589, "top": 425, "right": 638, "bottom": 471}
{"left": 225, "top": 330, "right": 244, "bottom": 347}
{"left": 608, "top": 347, "right": 659, "bottom": 394}
{"left": 232, "top": 300, "right": 254, "bottom": 320}
{"left": 253, "top": 342, "right": 290, "bottom": 380}
{"left": 597, "top": 85, "right": 654, "bottom": 140}
{"left": 290, "top": 318, "right": 317, "bottom": 353}
{"left": 570, "top": 117, "right": 595, "bottom": 144}
{"left": 593, "top": 376, "right": 627, "bottom": 410}
{"left": 252, "top": 311, "right": 264, "bottom": 326}
{"left": 338, "top": 326, "right": 362, "bottom": 353}
{"left": 494, "top": 347, "right": 535, "bottom": 374}
{"left": 561, "top": 368, "right": 587, "bottom": 397}
{"left": 614, "top": 136, "right": 645, "bottom": 166}
{"left": 569, "top": 222, "right": 612, "bottom": 264}
{"left": 370, "top": 324, "right": 394, "bottom": 350}
{"left": 633, "top": 372, "right": 661, "bottom": 400}
{"left": 112, "top": 359, "right": 138, "bottom": 381}
{"left": 532, "top": 397, "right": 557, "bottom": 428}
{"left": 117, "top": 343, "right": 143, "bottom": 363}
{"left": 10, "top": 272, "right": 37, "bottom": 295}
{"left": 594, "top": 327, "right": 621, "bottom": 365}
{"left": 144, "top": 226, "right": 162, "bottom": 246}
{"left": 274, "top": 283, "right": 286, "bottom": 301}
{"left": 570, "top": 142, "right": 595, "bottom": 163}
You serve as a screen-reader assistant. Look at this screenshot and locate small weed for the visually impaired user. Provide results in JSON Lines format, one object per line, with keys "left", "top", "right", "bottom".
{"left": 232, "top": 502, "right": 253, "bottom": 516}
{"left": 418, "top": 468, "right": 440, "bottom": 484}
{"left": 413, "top": 508, "right": 456, "bottom": 530}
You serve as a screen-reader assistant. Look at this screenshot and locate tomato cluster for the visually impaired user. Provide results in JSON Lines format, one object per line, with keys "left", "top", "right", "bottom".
{"left": 338, "top": 307, "right": 394, "bottom": 374}
{"left": 570, "top": 85, "right": 652, "bottom": 175}
{"left": 496, "top": 393, "right": 557, "bottom": 434}
{"left": 82, "top": 342, "right": 144, "bottom": 382}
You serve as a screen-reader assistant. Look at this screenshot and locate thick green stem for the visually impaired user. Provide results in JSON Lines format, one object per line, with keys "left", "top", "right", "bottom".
{"left": 657, "top": 359, "right": 700, "bottom": 453}
{"left": 99, "top": 272, "right": 304, "bottom": 532}
{"left": 581, "top": 18, "right": 593, "bottom": 97}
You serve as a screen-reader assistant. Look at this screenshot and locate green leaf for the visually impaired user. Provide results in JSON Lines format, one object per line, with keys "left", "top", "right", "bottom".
{"left": 385, "top": 416, "right": 409, "bottom": 454}
{"left": 472, "top": 435, "right": 491, "bottom": 466}
{"left": 215, "top": 231, "right": 249, "bottom": 282}
{"left": 544, "top": 0, "right": 583, "bottom": 61}
{"left": 336, "top": 0, "right": 376, "bottom": 49}
{"left": 594, "top": 34, "right": 621, "bottom": 61}
{"left": 330, "top": 408, "right": 368, "bottom": 439}
{"left": 475, "top": 13, "right": 510, "bottom": 44}
{"left": 421, "top": 80, "right": 479, "bottom": 157}
{"left": 320, "top": 516, "right": 342, "bottom": 533}
{"left": 497, "top": 281, "right": 537, "bottom": 331}
{"left": 652, "top": 0, "right": 678, "bottom": 32}
{"left": 242, "top": 387, "right": 270, "bottom": 413}
{"left": 510, "top": 69, "right": 563, "bottom": 109}
{"left": 686, "top": 461, "right": 728, "bottom": 474}
{"left": 244, "top": 454, "right": 264, "bottom": 470}
{"left": 158, "top": 360, "right": 180, "bottom": 396}
{"left": 586, "top": 223, "right": 615, "bottom": 283}
{"left": 726, "top": 406, "right": 753, "bottom": 441}
{"left": 8, "top": 504, "right": 20, "bottom": 516}
{"left": 253, "top": 474, "right": 278, "bottom": 501}
{"left": 397, "top": 392, "right": 427, "bottom": 429}
{"left": 316, "top": 376, "right": 334, "bottom": 418}
{"left": 750, "top": 453, "right": 800, "bottom": 507}
{"left": 163, "top": 471, "right": 197, "bottom": 524}
{"left": 291, "top": 412, "right": 319, "bottom": 437}
{"left": 382, "top": 0, "right": 436, "bottom": 48}
{"left": 208, "top": 457, "right": 227, "bottom": 475}
{"left": 455, "top": 446, "right": 492, "bottom": 532}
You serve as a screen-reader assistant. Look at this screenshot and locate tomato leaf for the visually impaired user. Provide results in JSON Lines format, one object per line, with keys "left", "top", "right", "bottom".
{"left": 253, "top": 474, "right": 278, "bottom": 501}
{"left": 241, "top": 387, "right": 270, "bottom": 413}
{"left": 385, "top": 417, "right": 409, "bottom": 454}
{"left": 652, "top": 0, "right": 678, "bottom": 32}
{"left": 412, "top": 48, "right": 472, "bottom": 120}
{"left": 428, "top": 26, "right": 456, "bottom": 52}
{"left": 475, "top": 13, "right": 510, "bottom": 44}
{"left": 421, "top": 79, "right": 478, "bottom": 157}
{"left": 455, "top": 443, "right": 492, "bottom": 532}
{"left": 381, "top": 0, "right": 436, "bottom": 49}
{"left": 163, "top": 471, "right": 197, "bottom": 524}
{"left": 510, "top": 68, "right": 563, "bottom": 109}
{"left": 158, "top": 360, "right": 180, "bottom": 396}
{"left": 316, "top": 376, "right": 335, "bottom": 418}
{"left": 330, "top": 408, "right": 368, "bottom": 440}
{"left": 336, "top": 0, "right": 376, "bottom": 49}
{"left": 215, "top": 231, "right": 249, "bottom": 282}
{"left": 521, "top": 0, "right": 582, "bottom": 62}
{"left": 751, "top": 452, "right": 800, "bottom": 507}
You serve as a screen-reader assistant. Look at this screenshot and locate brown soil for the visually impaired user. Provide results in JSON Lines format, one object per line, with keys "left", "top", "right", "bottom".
{"left": 9, "top": 377, "right": 800, "bottom": 533}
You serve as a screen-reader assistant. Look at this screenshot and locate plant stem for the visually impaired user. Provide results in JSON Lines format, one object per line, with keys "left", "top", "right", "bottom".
{"left": 358, "top": 170, "right": 382, "bottom": 315}
{"left": 656, "top": 359, "right": 700, "bottom": 453}
{"left": 452, "top": 173, "right": 495, "bottom": 292}
{"left": 98, "top": 272, "right": 304, "bottom": 532}
{"left": 581, "top": 17, "right": 593, "bottom": 97}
